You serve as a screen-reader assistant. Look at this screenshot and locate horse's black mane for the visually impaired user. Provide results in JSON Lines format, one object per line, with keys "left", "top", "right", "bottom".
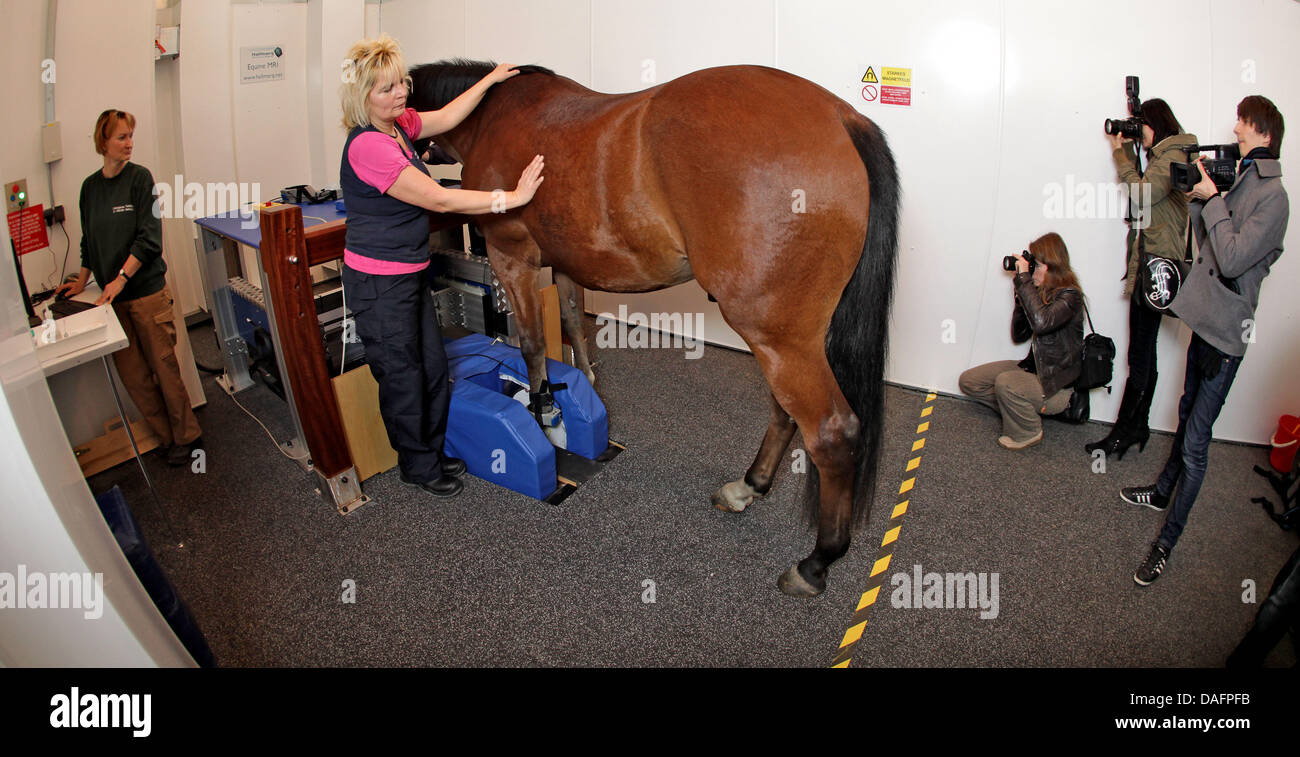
{"left": 408, "top": 58, "right": 555, "bottom": 111}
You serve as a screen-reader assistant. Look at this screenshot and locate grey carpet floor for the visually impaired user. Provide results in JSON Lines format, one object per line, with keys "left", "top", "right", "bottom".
{"left": 87, "top": 320, "right": 1299, "bottom": 667}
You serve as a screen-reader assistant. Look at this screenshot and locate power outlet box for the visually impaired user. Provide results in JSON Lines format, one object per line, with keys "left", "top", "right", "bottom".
{"left": 6, "top": 178, "right": 29, "bottom": 214}
{"left": 44, "top": 205, "right": 65, "bottom": 226}
{"left": 42, "top": 121, "right": 62, "bottom": 163}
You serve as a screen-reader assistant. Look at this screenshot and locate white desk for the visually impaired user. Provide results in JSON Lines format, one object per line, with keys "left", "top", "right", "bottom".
{"left": 33, "top": 302, "right": 128, "bottom": 377}
{"left": 35, "top": 294, "right": 165, "bottom": 519}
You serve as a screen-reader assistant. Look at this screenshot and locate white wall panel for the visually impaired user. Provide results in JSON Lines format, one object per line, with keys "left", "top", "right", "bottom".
{"left": 231, "top": 3, "right": 313, "bottom": 198}
{"left": 465, "top": 0, "right": 591, "bottom": 84}
{"left": 374, "top": 0, "right": 468, "bottom": 67}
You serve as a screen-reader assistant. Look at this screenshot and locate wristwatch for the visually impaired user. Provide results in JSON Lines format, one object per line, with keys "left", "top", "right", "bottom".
{"left": 118, "top": 267, "right": 132, "bottom": 282}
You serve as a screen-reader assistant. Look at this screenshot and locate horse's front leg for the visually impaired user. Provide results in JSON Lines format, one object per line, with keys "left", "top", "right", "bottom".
{"left": 554, "top": 271, "right": 596, "bottom": 385}
{"left": 484, "top": 241, "right": 550, "bottom": 403}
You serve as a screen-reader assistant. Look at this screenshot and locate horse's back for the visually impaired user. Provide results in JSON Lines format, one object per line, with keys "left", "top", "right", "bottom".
{"left": 639, "top": 66, "right": 872, "bottom": 317}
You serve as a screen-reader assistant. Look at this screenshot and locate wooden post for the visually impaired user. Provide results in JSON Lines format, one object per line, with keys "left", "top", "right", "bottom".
{"left": 258, "top": 204, "right": 353, "bottom": 481}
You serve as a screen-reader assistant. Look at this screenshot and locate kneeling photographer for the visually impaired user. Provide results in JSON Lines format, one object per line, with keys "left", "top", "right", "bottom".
{"left": 1121, "top": 95, "right": 1289, "bottom": 587}
{"left": 960, "top": 233, "right": 1085, "bottom": 450}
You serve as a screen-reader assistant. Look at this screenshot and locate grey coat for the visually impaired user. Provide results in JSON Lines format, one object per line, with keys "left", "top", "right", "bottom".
{"left": 1173, "top": 157, "right": 1288, "bottom": 356}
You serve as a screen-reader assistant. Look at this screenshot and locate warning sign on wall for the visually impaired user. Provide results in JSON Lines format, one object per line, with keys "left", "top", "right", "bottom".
{"left": 858, "top": 65, "right": 913, "bottom": 107}
{"left": 881, "top": 85, "right": 911, "bottom": 106}
{"left": 7, "top": 205, "right": 49, "bottom": 256}
{"left": 882, "top": 67, "right": 912, "bottom": 86}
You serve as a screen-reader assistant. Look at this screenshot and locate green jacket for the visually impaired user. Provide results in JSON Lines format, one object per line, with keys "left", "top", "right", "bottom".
{"left": 1111, "top": 132, "right": 1198, "bottom": 296}
{"left": 78, "top": 162, "right": 166, "bottom": 302}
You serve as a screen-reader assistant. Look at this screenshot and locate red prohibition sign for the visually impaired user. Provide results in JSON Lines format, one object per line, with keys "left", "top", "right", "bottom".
{"left": 861, "top": 85, "right": 878, "bottom": 102}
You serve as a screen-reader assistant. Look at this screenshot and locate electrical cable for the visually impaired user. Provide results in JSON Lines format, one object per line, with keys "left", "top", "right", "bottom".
{"left": 227, "top": 388, "right": 310, "bottom": 461}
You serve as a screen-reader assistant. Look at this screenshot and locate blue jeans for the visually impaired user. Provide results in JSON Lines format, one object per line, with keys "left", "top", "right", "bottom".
{"left": 1154, "top": 335, "right": 1242, "bottom": 550}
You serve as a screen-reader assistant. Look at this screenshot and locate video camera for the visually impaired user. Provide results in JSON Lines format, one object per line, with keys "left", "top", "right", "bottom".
{"left": 1170, "top": 143, "right": 1240, "bottom": 193}
{"left": 1103, "top": 76, "right": 1144, "bottom": 140}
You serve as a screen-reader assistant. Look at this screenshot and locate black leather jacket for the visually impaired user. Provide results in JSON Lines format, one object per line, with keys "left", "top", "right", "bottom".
{"left": 1012, "top": 273, "right": 1084, "bottom": 398}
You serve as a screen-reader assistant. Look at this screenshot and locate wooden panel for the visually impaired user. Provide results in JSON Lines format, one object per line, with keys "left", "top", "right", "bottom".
{"left": 539, "top": 284, "right": 562, "bottom": 362}
{"left": 74, "top": 418, "right": 163, "bottom": 478}
{"left": 259, "top": 204, "right": 353, "bottom": 478}
{"left": 331, "top": 365, "right": 398, "bottom": 481}
{"left": 304, "top": 220, "right": 347, "bottom": 267}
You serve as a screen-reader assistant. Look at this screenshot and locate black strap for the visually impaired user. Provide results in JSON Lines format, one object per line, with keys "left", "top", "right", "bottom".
{"left": 527, "top": 380, "right": 569, "bottom": 424}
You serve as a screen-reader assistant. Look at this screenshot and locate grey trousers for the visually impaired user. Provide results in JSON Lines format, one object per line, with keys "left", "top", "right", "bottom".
{"left": 959, "top": 360, "right": 1072, "bottom": 442}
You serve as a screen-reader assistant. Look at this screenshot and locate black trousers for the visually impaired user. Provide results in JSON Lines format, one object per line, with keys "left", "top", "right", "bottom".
{"left": 1228, "top": 544, "right": 1300, "bottom": 667}
{"left": 342, "top": 265, "right": 450, "bottom": 483}
{"left": 1117, "top": 292, "right": 1164, "bottom": 431}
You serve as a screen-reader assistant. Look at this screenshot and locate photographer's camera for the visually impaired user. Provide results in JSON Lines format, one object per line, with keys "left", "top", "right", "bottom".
{"left": 1002, "top": 250, "right": 1036, "bottom": 273}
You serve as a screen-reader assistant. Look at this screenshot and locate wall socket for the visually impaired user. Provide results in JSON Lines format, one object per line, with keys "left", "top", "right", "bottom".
{"left": 44, "top": 205, "right": 65, "bottom": 226}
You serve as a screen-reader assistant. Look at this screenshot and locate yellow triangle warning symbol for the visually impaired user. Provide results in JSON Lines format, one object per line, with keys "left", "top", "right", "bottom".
{"left": 862, "top": 67, "right": 878, "bottom": 84}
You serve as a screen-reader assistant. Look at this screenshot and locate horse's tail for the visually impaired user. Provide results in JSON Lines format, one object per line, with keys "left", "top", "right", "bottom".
{"left": 805, "top": 112, "right": 901, "bottom": 529}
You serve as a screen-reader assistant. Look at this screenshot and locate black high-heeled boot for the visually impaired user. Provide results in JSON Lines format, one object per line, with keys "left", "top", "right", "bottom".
{"left": 1086, "top": 379, "right": 1140, "bottom": 455}
{"left": 1108, "top": 426, "right": 1150, "bottom": 460}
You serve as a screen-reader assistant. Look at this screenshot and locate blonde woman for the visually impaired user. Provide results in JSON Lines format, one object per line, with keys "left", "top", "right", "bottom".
{"left": 338, "top": 35, "right": 544, "bottom": 498}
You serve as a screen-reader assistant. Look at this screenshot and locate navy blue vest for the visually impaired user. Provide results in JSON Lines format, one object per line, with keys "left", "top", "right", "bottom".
{"left": 340, "top": 120, "right": 433, "bottom": 264}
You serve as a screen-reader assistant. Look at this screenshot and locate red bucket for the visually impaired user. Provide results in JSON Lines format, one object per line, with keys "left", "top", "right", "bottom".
{"left": 1270, "top": 414, "right": 1300, "bottom": 473}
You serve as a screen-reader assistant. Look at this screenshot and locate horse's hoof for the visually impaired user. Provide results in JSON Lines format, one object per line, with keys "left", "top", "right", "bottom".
{"left": 778, "top": 565, "right": 825, "bottom": 597}
{"left": 711, "top": 480, "right": 756, "bottom": 513}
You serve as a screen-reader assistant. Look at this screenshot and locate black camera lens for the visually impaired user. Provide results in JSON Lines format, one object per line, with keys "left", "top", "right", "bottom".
{"left": 1002, "top": 251, "right": 1036, "bottom": 273}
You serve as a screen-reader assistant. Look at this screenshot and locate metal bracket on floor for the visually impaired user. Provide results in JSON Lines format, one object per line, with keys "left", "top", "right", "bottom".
{"left": 317, "top": 467, "right": 370, "bottom": 516}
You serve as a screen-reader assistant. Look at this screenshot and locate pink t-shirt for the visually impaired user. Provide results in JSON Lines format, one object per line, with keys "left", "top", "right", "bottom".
{"left": 344, "top": 108, "right": 430, "bottom": 275}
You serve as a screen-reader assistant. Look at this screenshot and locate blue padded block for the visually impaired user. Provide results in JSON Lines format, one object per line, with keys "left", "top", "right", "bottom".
{"left": 445, "top": 334, "right": 608, "bottom": 460}
{"left": 444, "top": 379, "right": 554, "bottom": 500}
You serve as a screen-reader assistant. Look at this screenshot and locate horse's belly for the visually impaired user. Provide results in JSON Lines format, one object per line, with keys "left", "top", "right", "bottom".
{"left": 530, "top": 203, "right": 692, "bottom": 293}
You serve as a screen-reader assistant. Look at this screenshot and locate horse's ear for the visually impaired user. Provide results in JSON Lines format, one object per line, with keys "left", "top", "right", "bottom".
{"left": 413, "top": 138, "right": 458, "bottom": 166}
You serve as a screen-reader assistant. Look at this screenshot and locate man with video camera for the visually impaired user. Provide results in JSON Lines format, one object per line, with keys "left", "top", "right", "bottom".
{"left": 1122, "top": 95, "right": 1289, "bottom": 587}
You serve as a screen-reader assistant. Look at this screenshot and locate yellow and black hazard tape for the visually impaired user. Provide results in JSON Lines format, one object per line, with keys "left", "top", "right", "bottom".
{"left": 831, "top": 390, "right": 937, "bottom": 668}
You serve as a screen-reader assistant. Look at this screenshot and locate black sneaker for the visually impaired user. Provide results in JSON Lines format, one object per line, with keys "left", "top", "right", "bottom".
{"left": 1134, "top": 542, "right": 1170, "bottom": 586}
{"left": 1121, "top": 484, "right": 1168, "bottom": 511}
{"left": 441, "top": 457, "right": 466, "bottom": 478}
{"left": 399, "top": 472, "right": 463, "bottom": 498}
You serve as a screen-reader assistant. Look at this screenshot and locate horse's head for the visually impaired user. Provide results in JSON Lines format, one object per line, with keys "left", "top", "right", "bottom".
{"left": 408, "top": 58, "right": 555, "bottom": 161}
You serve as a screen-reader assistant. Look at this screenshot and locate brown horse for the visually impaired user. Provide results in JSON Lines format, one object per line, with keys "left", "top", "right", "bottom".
{"left": 410, "top": 60, "right": 900, "bottom": 597}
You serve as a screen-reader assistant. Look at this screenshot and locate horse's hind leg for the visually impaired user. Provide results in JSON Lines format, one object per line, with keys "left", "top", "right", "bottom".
{"left": 753, "top": 344, "right": 859, "bottom": 598}
{"left": 554, "top": 271, "right": 596, "bottom": 385}
{"left": 712, "top": 392, "right": 798, "bottom": 512}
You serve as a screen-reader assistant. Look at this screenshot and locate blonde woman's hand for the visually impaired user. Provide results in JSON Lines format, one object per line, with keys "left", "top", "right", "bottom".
{"left": 489, "top": 63, "right": 522, "bottom": 85}
{"left": 511, "top": 155, "right": 546, "bottom": 206}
